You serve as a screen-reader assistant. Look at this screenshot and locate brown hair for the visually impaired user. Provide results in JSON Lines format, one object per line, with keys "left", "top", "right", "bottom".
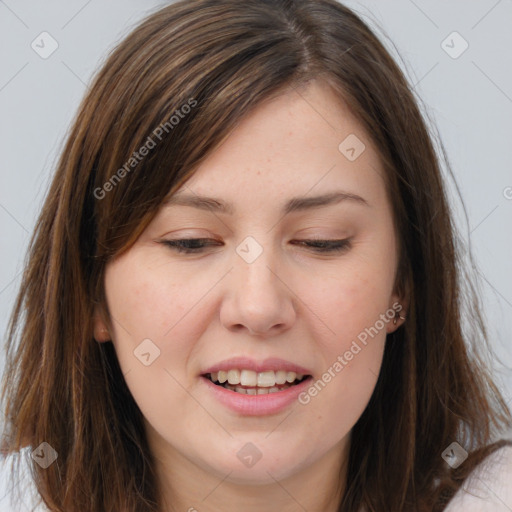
{"left": 1, "top": 0, "right": 511, "bottom": 510}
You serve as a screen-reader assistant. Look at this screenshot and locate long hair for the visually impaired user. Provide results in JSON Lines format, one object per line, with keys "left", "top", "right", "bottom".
{"left": 1, "top": 1, "right": 510, "bottom": 510}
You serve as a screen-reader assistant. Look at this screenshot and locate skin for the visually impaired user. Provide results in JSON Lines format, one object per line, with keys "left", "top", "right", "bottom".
{"left": 94, "top": 80, "right": 407, "bottom": 512}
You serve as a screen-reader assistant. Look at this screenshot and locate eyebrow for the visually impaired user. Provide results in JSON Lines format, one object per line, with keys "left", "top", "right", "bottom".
{"left": 163, "top": 190, "right": 370, "bottom": 215}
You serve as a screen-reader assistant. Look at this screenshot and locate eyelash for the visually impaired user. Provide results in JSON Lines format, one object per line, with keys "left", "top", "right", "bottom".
{"left": 160, "top": 238, "right": 352, "bottom": 254}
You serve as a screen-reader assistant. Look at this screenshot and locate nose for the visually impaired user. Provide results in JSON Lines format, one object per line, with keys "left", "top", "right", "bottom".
{"left": 219, "top": 242, "right": 297, "bottom": 337}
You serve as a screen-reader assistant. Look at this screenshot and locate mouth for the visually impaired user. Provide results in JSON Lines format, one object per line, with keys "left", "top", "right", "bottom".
{"left": 202, "top": 369, "right": 312, "bottom": 395}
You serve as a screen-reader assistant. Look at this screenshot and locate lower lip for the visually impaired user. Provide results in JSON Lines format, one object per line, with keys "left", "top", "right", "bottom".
{"left": 200, "top": 375, "right": 313, "bottom": 416}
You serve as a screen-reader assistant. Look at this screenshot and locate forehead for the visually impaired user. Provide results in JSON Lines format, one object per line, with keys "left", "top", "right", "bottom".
{"left": 168, "top": 81, "right": 387, "bottom": 214}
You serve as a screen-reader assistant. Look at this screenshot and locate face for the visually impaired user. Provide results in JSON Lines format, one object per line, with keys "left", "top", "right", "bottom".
{"left": 94, "top": 80, "right": 405, "bottom": 490}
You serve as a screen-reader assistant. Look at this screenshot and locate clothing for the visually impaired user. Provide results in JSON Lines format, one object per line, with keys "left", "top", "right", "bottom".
{"left": 0, "top": 449, "right": 47, "bottom": 511}
{"left": 443, "top": 445, "right": 512, "bottom": 511}
{"left": 1, "top": 446, "right": 511, "bottom": 511}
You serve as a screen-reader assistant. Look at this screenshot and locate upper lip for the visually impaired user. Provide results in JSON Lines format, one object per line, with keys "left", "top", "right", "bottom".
{"left": 201, "top": 357, "right": 312, "bottom": 376}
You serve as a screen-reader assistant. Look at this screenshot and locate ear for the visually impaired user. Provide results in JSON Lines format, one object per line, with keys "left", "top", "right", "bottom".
{"left": 93, "top": 306, "right": 111, "bottom": 343}
{"left": 386, "top": 288, "right": 410, "bottom": 334}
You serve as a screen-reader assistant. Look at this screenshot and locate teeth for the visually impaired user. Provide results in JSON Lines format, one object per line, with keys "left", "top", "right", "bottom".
{"left": 286, "top": 371, "right": 297, "bottom": 383}
{"left": 257, "top": 371, "right": 275, "bottom": 387}
{"left": 275, "top": 370, "right": 287, "bottom": 385}
{"left": 216, "top": 381, "right": 294, "bottom": 394}
{"left": 240, "top": 370, "right": 257, "bottom": 387}
{"left": 207, "top": 369, "right": 307, "bottom": 390}
{"left": 227, "top": 369, "right": 240, "bottom": 385}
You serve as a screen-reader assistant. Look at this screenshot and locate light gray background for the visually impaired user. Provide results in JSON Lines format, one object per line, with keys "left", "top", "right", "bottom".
{"left": 1, "top": 0, "right": 511, "bottom": 414}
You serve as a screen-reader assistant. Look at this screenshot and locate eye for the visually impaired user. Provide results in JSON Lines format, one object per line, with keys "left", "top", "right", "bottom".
{"left": 160, "top": 238, "right": 352, "bottom": 254}
{"left": 160, "top": 238, "right": 220, "bottom": 254}
{"left": 291, "top": 239, "right": 352, "bottom": 253}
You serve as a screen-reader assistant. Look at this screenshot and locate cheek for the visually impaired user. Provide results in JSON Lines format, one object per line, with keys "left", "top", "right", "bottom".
{"left": 308, "top": 259, "right": 394, "bottom": 352}
{"left": 103, "top": 259, "right": 208, "bottom": 435}
{"left": 297, "top": 254, "right": 393, "bottom": 418}
{"left": 296, "top": 276, "right": 388, "bottom": 433}
{"left": 312, "top": 276, "right": 388, "bottom": 382}
{"left": 102, "top": 254, "right": 204, "bottom": 391}
{"left": 104, "top": 248, "right": 209, "bottom": 343}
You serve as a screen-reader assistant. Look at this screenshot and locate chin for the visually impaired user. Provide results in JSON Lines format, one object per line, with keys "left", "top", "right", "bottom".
{"left": 210, "top": 450, "right": 306, "bottom": 484}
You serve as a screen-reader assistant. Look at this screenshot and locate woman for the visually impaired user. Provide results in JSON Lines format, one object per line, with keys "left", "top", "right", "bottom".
{"left": 1, "top": 0, "right": 511, "bottom": 510}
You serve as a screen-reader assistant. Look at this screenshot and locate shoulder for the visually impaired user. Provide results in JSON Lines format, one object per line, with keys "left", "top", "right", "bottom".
{"left": 0, "top": 448, "right": 49, "bottom": 512}
{"left": 444, "top": 444, "right": 512, "bottom": 511}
